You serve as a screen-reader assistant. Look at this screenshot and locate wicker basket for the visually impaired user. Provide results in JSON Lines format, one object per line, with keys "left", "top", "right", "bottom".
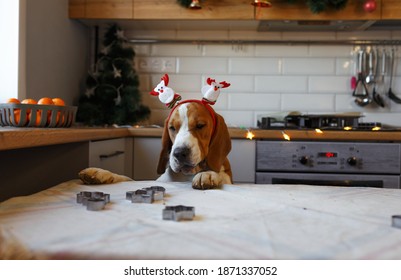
{"left": 0, "top": 103, "right": 77, "bottom": 128}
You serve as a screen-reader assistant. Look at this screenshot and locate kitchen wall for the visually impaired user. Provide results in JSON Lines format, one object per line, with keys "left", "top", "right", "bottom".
{"left": 20, "top": 0, "right": 89, "bottom": 105}
{"left": 125, "top": 28, "right": 401, "bottom": 128}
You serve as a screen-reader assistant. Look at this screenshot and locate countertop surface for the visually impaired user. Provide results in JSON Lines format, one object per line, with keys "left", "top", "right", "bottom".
{"left": 2, "top": 126, "right": 401, "bottom": 151}
{"left": 2, "top": 180, "right": 401, "bottom": 259}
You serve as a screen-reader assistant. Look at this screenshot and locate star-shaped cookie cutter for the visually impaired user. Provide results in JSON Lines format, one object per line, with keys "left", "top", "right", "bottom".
{"left": 76, "top": 191, "right": 110, "bottom": 211}
{"left": 126, "top": 186, "right": 166, "bottom": 203}
{"left": 162, "top": 205, "right": 195, "bottom": 221}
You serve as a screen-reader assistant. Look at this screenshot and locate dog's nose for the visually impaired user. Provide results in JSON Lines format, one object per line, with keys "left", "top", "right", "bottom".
{"left": 173, "top": 147, "right": 190, "bottom": 162}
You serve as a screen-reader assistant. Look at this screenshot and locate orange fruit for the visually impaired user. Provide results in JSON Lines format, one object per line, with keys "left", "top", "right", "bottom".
{"left": 51, "top": 98, "right": 66, "bottom": 125}
{"left": 37, "top": 97, "right": 54, "bottom": 126}
{"left": 21, "top": 98, "right": 37, "bottom": 105}
{"left": 38, "top": 97, "right": 54, "bottom": 105}
{"left": 21, "top": 99, "right": 37, "bottom": 124}
{"left": 6, "top": 97, "right": 20, "bottom": 104}
{"left": 6, "top": 98, "right": 23, "bottom": 125}
{"left": 52, "top": 98, "right": 65, "bottom": 106}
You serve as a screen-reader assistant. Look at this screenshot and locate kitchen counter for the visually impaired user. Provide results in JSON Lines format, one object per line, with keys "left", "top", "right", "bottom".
{"left": 0, "top": 127, "right": 129, "bottom": 151}
{"left": 2, "top": 126, "right": 401, "bottom": 151}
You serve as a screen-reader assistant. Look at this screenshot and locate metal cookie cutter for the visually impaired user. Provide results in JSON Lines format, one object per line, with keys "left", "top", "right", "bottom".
{"left": 126, "top": 186, "right": 166, "bottom": 203}
{"left": 130, "top": 189, "right": 154, "bottom": 203}
{"left": 392, "top": 215, "right": 401, "bottom": 229}
{"left": 86, "top": 198, "right": 106, "bottom": 211}
{"left": 163, "top": 205, "right": 195, "bottom": 221}
{"left": 143, "top": 186, "right": 166, "bottom": 201}
{"left": 76, "top": 191, "right": 110, "bottom": 211}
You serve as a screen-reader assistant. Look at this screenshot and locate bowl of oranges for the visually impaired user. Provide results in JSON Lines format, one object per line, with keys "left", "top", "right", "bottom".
{"left": 0, "top": 97, "right": 77, "bottom": 128}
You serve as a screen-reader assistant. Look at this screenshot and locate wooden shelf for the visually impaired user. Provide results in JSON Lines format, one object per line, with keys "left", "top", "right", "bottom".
{"left": 133, "top": 0, "right": 254, "bottom": 20}
{"left": 255, "top": 0, "right": 382, "bottom": 20}
{"left": 382, "top": 0, "right": 401, "bottom": 19}
{"left": 69, "top": 0, "right": 133, "bottom": 19}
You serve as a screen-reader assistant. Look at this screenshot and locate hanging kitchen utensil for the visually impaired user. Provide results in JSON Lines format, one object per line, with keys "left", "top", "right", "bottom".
{"left": 388, "top": 47, "right": 401, "bottom": 104}
{"left": 354, "top": 49, "right": 371, "bottom": 106}
{"left": 350, "top": 47, "right": 358, "bottom": 90}
{"left": 365, "top": 49, "right": 375, "bottom": 84}
{"left": 372, "top": 48, "right": 385, "bottom": 107}
{"left": 353, "top": 49, "right": 369, "bottom": 97}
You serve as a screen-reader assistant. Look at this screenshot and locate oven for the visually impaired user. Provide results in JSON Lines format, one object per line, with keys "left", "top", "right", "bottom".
{"left": 255, "top": 141, "right": 401, "bottom": 189}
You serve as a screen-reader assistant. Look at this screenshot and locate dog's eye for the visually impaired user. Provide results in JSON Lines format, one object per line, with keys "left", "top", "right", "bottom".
{"left": 196, "top": 123, "right": 205, "bottom": 130}
{"left": 169, "top": 125, "right": 176, "bottom": 132}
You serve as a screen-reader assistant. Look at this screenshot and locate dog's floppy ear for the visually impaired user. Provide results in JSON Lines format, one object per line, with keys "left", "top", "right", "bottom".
{"left": 157, "top": 118, "right": 172, "bottom": 174}
{"left": 206, "top": 113, "right": 231, "bottom": 173}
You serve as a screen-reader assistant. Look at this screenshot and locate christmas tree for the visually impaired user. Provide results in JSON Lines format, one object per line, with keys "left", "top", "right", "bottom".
{"left": 77, "top": 24, "right": 150, "bottom": 126}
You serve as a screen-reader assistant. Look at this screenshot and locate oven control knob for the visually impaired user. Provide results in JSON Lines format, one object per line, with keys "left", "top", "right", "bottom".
{"left": 299, "top": 156, "right": 309, "bottom": 165}
{"left": 347, "top": 157, "right": 357, "bottom": 166}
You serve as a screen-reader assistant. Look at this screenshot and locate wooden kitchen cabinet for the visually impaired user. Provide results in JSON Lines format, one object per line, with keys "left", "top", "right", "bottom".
{"left": 69, "top": 0, "right": 133, "bottom": 19}
{"left": 255, "top": 0, "right": 382, "bottom": 20}
{"left": 69, "top": 0, "right": 85, "bottom": 18}
{"left": 69, "top": 0, "right": 387, "bottom": 21}
{"left": 133, "top": 137, "right": 161, "bottom": 180}
{"left": 133, "top": 0, "right": 253, "bottom": 20}
{"left": 89, "top": 137, "right": 133, "bottom": 177}
{"left": 381, "top": 0, "right": 401, "bottom": 19}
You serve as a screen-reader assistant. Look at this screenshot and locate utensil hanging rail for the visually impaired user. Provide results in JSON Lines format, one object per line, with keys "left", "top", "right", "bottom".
{"left": 128, "top": 39, "right": 401, "bottom": 46}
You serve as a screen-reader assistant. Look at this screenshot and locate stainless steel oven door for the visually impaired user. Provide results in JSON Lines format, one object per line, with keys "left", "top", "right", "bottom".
{"left": 256, "top": 172, "right": 400, "bottom": 189}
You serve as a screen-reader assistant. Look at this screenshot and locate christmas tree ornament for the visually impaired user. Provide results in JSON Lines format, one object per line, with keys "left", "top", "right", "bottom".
{"left": 363, "top": 0, "right": 377, "bottom": 13}
{"left": 112, "top": 65, "right": 122, "bottom": 78}
{"left": 77, "top": 24, "right": 150, "bottom": 126}
{"left": 189, "top": 0, "right": 202, "bottom": 9}
{"left": 177, "top": 0, "right": 202, "bottom": 9}
{"left": 251, "top": 0, "right": 272, "bottom": 8}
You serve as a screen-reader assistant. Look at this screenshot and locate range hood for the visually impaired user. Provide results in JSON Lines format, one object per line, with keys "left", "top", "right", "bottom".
{"left": 257, "top": 20, "right": 401, "bottom": 32}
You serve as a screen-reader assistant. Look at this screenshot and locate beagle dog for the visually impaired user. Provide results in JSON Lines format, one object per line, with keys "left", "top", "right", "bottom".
{"left": 77, "top": 101, "right": 232, "bottom": 189}
{"left": 156, "top": 100, "right": 232, "bottom": 189}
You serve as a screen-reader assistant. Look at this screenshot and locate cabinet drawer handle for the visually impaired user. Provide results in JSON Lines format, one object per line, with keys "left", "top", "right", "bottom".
{"left": 99, "top": 151, "right": 124, "bottom": 159}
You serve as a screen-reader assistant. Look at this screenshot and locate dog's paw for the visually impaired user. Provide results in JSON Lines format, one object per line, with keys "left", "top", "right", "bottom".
{"left": 192, "top": 171, "right": 221, "bottom": 190}
{"left": 78, "top": 167, "right": 132, "bottom": 185}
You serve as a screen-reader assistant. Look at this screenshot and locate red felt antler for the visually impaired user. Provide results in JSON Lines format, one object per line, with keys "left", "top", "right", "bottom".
{"left": 219, "top": 81, "right": 230, "bottom": 88}
{"left": 162, "top": 74, "right": 169, "bottom": 86}
{"left": 206, "top": 78, "right": 216, "bottom": 85}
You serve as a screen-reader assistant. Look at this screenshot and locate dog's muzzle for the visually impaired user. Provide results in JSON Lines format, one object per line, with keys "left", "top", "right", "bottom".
{"left": 171, "top": 146, "right": 197, "bottom": 174}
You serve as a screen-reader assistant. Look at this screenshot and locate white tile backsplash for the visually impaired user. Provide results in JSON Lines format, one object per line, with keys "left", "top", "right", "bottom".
{"left": 255, "top": 45, "right": 309, "bottom": 57}
{"left": 255, "top": 76, "right": 308, "bottom": 92}
{"left": 309, "top": 76, "right": 350, "bottom": 93}
{"left": 133, "top": 30, "right": 401, "bottom": 127}
{"left": 282, "top": 58, "right": 335, "bottom": 75}
{"left": 178, "top": 57, "right": 229, "bottom": 74}
{"left": 229, "top": 57, "right": 280, "bottom": 74}
{"left": 281, "top": 94, "right": 336, "bottom": 112}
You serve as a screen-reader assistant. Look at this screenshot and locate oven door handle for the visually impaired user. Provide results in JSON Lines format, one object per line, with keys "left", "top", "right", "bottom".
{"left": 271, "top": 178, "right": 383, "bottom": 188}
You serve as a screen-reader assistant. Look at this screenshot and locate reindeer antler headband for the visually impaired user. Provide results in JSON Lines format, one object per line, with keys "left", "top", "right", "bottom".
{"left": 150, "top": 74, "right": 231, "bottom": 135}
{"left": 150, "top": 73, "right": 230, "bottom": 108}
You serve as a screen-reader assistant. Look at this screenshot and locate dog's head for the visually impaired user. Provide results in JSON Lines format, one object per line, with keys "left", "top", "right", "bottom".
{"left": 157, "top": 101, "right": 231, "bottom": 177}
